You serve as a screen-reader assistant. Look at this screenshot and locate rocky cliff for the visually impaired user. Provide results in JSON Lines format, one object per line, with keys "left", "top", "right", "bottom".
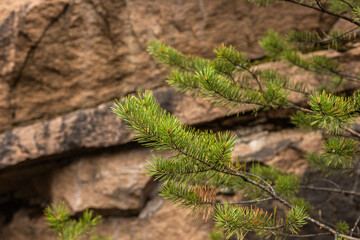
{"left": 0, "top": 0, "right": 358, "bottom": 239}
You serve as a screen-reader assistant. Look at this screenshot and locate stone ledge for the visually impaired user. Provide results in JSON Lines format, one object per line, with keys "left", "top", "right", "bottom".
{"left": 0, "top": 87, "right": 233, "bottom": 168}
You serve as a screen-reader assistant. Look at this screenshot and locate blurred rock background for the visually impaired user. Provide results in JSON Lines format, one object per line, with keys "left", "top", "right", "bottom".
{"left": 0, "top": 0, "right": 358, "bottom": 239}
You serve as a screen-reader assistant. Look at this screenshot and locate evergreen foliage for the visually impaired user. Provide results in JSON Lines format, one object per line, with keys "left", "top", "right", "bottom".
{"left": 44, "top": 203, "right": 107, "bottom": 240}
{"left": 112, "top": 0, "right": 360, "bottom": 239}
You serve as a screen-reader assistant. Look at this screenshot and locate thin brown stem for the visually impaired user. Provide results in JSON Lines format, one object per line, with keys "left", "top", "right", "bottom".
{"left": 275, "top": 231, "right": 331, "bottom": 238}
{"left": 288, "top": 103, "right": 313, "bottom": 113}
{"left": 202, "top": 76, "right": 266, "bottom": 107}
{"left": 228, "top": 197, "right": 273, "bottom": 205}
{"left": 241, "top": 171, "right": 276, "bottom": 194}
{"left": 351, "top": 215, "right": 360, "bottom": 237}
{"left": 315, "top": 0, "right": 325, "bottom": 10}
{"left": 259, "top": 224, "right": 285, "bottom": 230}
{"left": 237, "top": 66, "right": 264, "bottom": 92}
{"left": 316, "top": 28, "right": 360, "bottom": 47}
{"left": 283, "top": 85, "right": 311, "bottom": 96}
{"left": 340, "top": 0, "right": 354, "bottom": 9}
{"left": 317, "top": 64, "right": 360, "bottom": 83}
{"left": 282, "top": 0, "right": 360, "bottom": 27}
{"left": 69, "top": 223, "right": 92, "bottom": 240}
{"left": 300, "top": 185, "right": 360, "bottom": 196}
{"left": 221, "top": 54, "right": 263, "bottom": 92}
{"left": 216, "top": 68, "right": 236, "bottom": 83}
{"left": 218, "top": 166, "right": 360, "bottom": 240}
{"left": 345, "top": 127, "right": 360, "bottom": 139}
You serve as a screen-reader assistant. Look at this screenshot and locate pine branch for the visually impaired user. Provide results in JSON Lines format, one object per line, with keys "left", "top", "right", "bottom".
{"left": 300, "top": 185, "right": 360, "bottom": 196}
{"left": 116, "top": 37, "right": 360, "bottom": 239}
{"left": 351, "top": 215, "right": 360, "bottom": 237}
{"left": 44, "top": 203, "right": 102, "bottom": 240}
{"left": 314, "top": 28, "right": 360, "bottom": 48}
{"left": 228, "top": 197, "right": 273, "bottom": 205}
{"left": 345, "top": 126, "right": 360, "bottom": 139}
{"left": 214, "top": 44, "right": 263, "bottom": 91}
{"left": 281, "top": 0, "right": 360, "bottom": 27}
{"left": 340, "top": 0, "right": 354, "bottom": 9}
{"left": 275, "top": 231, "right": 331, "bottom": 238}
{"left": 210, "top": 159, "right": 360, "bottom": 239}
{"left": 113, "top": 91, "right": 360, "bottom": 239}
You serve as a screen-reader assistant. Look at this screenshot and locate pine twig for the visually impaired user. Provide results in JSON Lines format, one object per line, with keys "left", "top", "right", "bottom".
{"left": 300, "top": 185, "right": 360, "bottom": 196}
{"left": 275, "top": 231, "right": 331, "bottom": 238}
{"left": 340, "top": 0, "right": 354, "bottom": 9}
{"left": 288, "top": 103, "right": 312, "bottom": 113}
{"left": 220, "top": 54, "right": 263, "bottom": 92}
{"left": 351, "top": 215, "right": 360, "bottom": 237}
{"left": 228, "top": 197, "right": 273, "bottom": 205}
{"left": 315, "top": 0, "right": 325, "bottom": 10}
{"left": 282, "top": 0, "right": 360, "bottom": 27}
{"left": 315, "top": 28, "right": 360, "bottom": 47}
{"left": 345, "top": 127, "right": 360, "bottom": 139}
{"left": 218, "top": 166, "right": 360, "bottom": 240}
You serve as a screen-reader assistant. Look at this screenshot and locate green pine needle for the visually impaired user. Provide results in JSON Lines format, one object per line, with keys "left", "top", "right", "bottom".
{"left": 44, "top": 203, "right": 102, "bottom": 240}
{"left": 308, "top": 91, "right": 357, "bottom": 134}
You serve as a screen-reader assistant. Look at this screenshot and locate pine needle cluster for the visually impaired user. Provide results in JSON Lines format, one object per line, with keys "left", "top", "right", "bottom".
{"left": 44, "top": 203, "right": 107, "bottom": 240}
{"left": 112, "top": 0, "right": 360, "bottom": 239}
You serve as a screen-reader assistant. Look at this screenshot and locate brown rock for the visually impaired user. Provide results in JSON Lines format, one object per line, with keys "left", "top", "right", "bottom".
{"left": 49, "top": 147, "right": 154, "bottom": 214}
{"left": 0, "top": 200, "right": 212, "bottom": 240}
{"left": 96, "top": 200, "right": 213, "bottom": 240}
{"left": 233, "top": 128, "right": 304, "bottom": 160}
{"left": 0, "top": 208, "right": 55, "bottom": 240}
{"left": 6, "top": 41, "right": 359, "bottom": 172}
{"left": 0, "top": 87, "right": 231, "bottom": 172}
{"left": 0, "top": 0, "right": 336, "bottom": 131}
{"left": 233, "top": 127, "right": 326, "bottom": 175}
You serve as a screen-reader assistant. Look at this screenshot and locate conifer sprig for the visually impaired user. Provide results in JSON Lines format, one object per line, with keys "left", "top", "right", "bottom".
{"left": 160, "top": 180, "right": 216, "bottom": 218}
{"left": 44, "top": 203, "right": 102, "bottom": 240}
{"left": 112, "top": 91, "right": 237, "bottom": 170}
{"left": 112, "top": 91, "right": 360, "bottom": 239}
{"left": 260, "top": 29, "right": 360, "bottom": 84}
{"left": 113, "top": 3, "right": 360, "bottom": 237}
{"left": 286, "top": 29, "right": 360, "bottom": 51}
{"left": 213, "top": 203, "right": 274, "bottom": 239}
{"left": 147, "top": 40, "right": 210, "bottom": 73}
{"left": 259, "top": 0, "right": 360, "bottom": 27}
{"left": 113, "top": 89, "right": 360, "bottom": 239}
{"left": 307, "top": 91, "right": 357, "bottom": 134}
{"left": 148, "top": 40, "right": 308, "bottom": 113}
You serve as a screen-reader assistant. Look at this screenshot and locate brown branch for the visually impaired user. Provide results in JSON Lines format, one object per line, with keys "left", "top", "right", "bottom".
{"left": 217, "top": 167, "right": 360, "bottom": 240}
{"left": 315, "top": 0, "right": 325, "bottom": 10}
{"left": 220, "top": 55, "right": 263, "bottom": 92}
{"left": 300, "top": 185, "right": 360, "bottom": 196}
{"left": 228, "top": 197, "right": 273, "bottom": 205}
{"left": 275, "top": 231, "right": 331, "bottom": 238}
{"left": 122, "top": 96, "right": 360, "bottom": 239}
{"left": 282, "top": 0, "right": 360, "bottom": 27}
{"left": 345, "top": 127, "right": 360, "bottom": 139}
{"left": 340, "top": 0, "right": 354, "bottom": 9}
{"left": 351, "top": 215, "right": 360, "bottom": 237}
{"left": 288, "top": 103, "right": 313, "bottom": 113}
{"left": 202, "top": 76, "right": 265, "bottom": 107}
{"left": 315, "top": 28, "right": 360, "bottom": 47}
{"left": 282, "top": 85, "right": 311, "bottom": 96}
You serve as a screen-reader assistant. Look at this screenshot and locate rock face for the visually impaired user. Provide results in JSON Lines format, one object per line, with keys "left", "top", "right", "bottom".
{"left": 0, "top": 0, "right": 337, "bottom": 131}
{"left": 49, "top": 148, "right": 154, "bottom": 215}
{"left": 0, "top": 0, "right": 358, "bottom": 239}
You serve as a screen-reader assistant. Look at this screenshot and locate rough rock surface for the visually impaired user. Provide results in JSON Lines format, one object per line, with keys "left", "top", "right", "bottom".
{"left": 0, "top": 88, "right": 231, "bottom": 172}
{"left": 0, "top": 200, "right": 213, "bottom": 240}
{"left": 0, "top": 0, "right": 359, "bottom": 239}
{"left": 1, "top": 46, "right": 360, "bottom": 240}
{"left": 49, "top": 147, "right": 154, "bottom": 214}
{"left": 0, "top": 0, "right": 336, "bottom": 131}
